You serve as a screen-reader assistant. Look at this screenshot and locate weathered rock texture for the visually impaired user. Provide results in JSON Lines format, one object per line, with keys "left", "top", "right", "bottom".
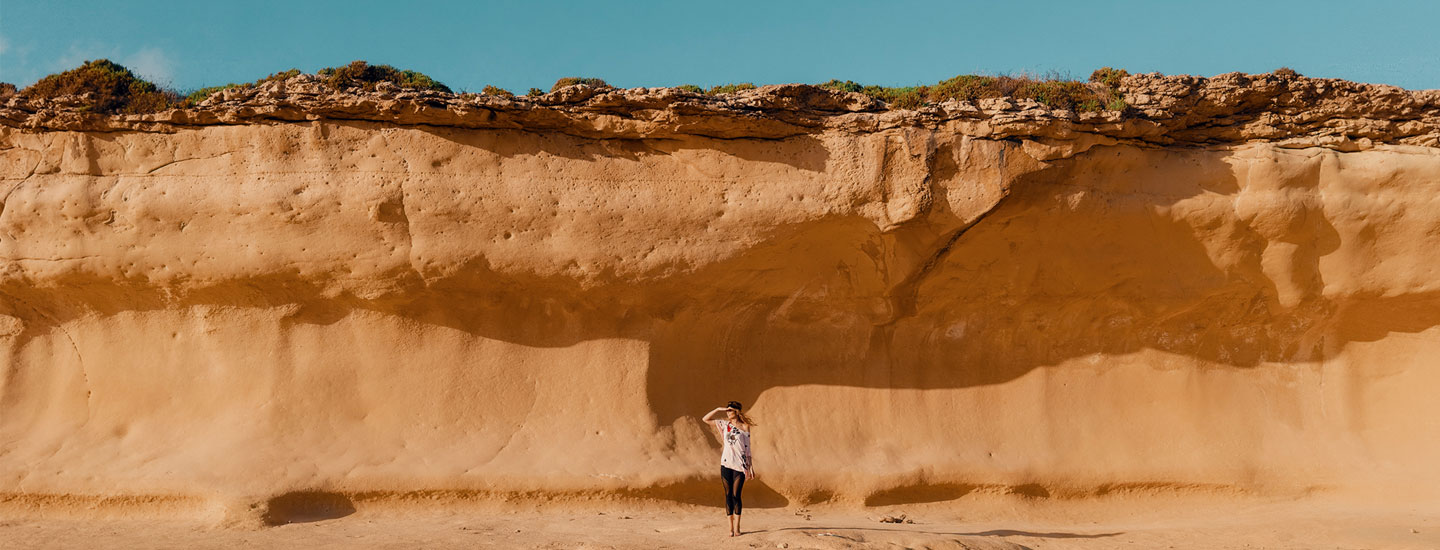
{"left": 2, "top": 75, "right": 1439, "bottom": 523}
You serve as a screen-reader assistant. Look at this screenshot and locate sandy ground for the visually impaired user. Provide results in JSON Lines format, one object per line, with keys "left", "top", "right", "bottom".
{"left": 3, "top": 496, "right": 1437, "bottom": 549}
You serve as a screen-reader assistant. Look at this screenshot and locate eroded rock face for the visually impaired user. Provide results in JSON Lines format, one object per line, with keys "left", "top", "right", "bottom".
{"left": 1, "top": 81, "right": 1439, "bottom": 518}
{"left": 5, "top": 72, "right": 1439, "bottom": 146}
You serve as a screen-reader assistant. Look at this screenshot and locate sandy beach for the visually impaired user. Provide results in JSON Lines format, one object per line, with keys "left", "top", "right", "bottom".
{"left": 5, "top": 493, "right": 1437, "bottom": 549}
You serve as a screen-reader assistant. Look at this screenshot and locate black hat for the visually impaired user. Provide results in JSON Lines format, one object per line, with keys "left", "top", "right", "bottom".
{"left": 726, "top": 401, "right": 743, "bottom": 411}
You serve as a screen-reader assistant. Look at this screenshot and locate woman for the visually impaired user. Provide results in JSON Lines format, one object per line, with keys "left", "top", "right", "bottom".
{"left": 703, "top": 401, "right": 757, "bottom": 537}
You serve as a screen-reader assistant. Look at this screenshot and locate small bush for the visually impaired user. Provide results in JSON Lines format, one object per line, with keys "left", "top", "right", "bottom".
{"left": 930, "top": 75, "right": 999, "bottom": 102}
{"left": 866, "top": 86, "right": 925, "bottom": 109}
{"left": 820, "top": 79, "right": 931, "bottom": 108}
{"left": 183, "top": 84, "right": 241, "bottom": 106}
{"left": 1273, "top": 67, "right": 1301, "bottom": 78}
{"left": 0, "top": 82, "right": 17, "bottom": 96}
{"left": 705, "top": 83, "right": 756, "bottom": 95}
{"left": 818, "top": 79, "right": 863, "bottom": 93}
{"left": 258, "top": 69, "right": 302, "bottom": 84}
{"left": 317, "top": 60, "right": 452, "bottom": 93}
{"left": 550, "top": 77, "right": 610, "bottom": 92}
{"left": 526, "top": 87, "right": 544, "bottom": 97}
{"left": 1088, "top": 67, "right": 1129, "bottom": 88}
{"left": 481, "top": 85, "right": 514, "bottom": 98}
{"left": 1013, "top": 79, "right": 1097, "bottom": 111}
{"left": 21, "top": 59, "right": 181, "bottom": 114}
{"left": 676, "top": 84, "right": 703, "bottom": 94}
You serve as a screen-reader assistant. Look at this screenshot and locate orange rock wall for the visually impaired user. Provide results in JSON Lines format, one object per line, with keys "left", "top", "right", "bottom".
{"left": 1, "top": 121, "right": 1438, "bottom": 515}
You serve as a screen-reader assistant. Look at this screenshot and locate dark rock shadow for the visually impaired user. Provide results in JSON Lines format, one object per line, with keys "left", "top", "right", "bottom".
{"left": 262, "top": 491, "right": 356, "bottom": 525}
{"left": 637, "top": 145, "right": 1423, "bottom": 427}
{"left": 864, "top": 483, "right": 980, "bottom": 506}
{"left": 621, "top": 476, "right": 789, "bottom": 509}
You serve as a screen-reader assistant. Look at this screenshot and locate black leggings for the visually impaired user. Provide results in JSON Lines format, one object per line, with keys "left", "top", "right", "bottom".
{"left": 721, "top": 467, "right": 746, "bottom": 515}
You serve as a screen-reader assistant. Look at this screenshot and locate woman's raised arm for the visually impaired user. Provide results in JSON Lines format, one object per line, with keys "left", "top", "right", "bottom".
{"left": 701, "top": 406, "right": 728, "bottom": 422}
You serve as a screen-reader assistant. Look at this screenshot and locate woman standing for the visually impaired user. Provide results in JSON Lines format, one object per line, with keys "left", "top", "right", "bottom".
{"left": 703, "top": 401, "right": 757, "bottom": 537}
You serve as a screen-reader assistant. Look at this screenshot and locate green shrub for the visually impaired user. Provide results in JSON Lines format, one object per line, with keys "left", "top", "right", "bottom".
{"left": 820, "top": 72, "right": 1128, "bottom": 112}
{"left": 873, "top": 86, "right": 927, "bottom": 109}
{"left": 817, "top": 79, "right": 864, "bottom": 93}
{"left": 1273, "top": 67, "right": 1301, "bottom": 77}
{"left": 481, "top": 85, "right": 514, "bottom": 98}
{"left": 317, "top": 60, "right": 452, "bottom": 93}
{"left": 550, "top": 77, "right": 610, "bottom": 92}
{"left": 705, "top": 83, "right": 756, "bottom": 95}
{"left": 821, "top": 79, "right": 931, "bottom": 108}
{"left": 21, "top": 59, "right": 181, "bottom": 114}
{"left": 1013, "top": 79, "right": 1097, "bottom": 111}
{"left": 23, "top": 60, "right": 1143, "bottom": 115}
{"left": 1084, "top": 68, "right": 1131, "bottom": 113}
{"left": 258, "top": 69, "right": 301, "bottom": 84}
{"left": 1088, "top": 67, "right": 1129, "bottom": 88}
{"left": 930, "top": 75, "right": 1000, "bottom": 102}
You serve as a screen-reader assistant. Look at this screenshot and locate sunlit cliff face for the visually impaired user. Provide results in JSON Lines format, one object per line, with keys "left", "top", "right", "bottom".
{"left": 2, "top": 76, "right": 1438, "bottom": 523}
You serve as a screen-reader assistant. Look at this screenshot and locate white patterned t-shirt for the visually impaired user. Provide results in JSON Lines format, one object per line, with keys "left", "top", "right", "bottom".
{"left": 714, "top": 420, "right": 752, "bottom": 474}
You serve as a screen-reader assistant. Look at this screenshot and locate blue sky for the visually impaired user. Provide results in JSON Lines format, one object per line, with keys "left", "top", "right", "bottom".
{"left": 2, "top": 0, "right": 1437, "bottom": 92}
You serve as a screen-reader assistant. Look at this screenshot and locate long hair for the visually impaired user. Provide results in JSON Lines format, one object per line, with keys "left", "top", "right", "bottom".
{"left": 727, "top": 401, "right": 758, "bottom": 427}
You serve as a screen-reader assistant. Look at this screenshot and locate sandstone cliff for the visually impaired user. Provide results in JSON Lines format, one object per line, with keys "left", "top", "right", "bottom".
{"left": 2, "top": 74, "right": 1439, "bottom": 524}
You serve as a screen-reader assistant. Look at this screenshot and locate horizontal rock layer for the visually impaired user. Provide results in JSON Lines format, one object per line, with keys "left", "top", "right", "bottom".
{"left": 4, "top": 72, "right": 1440, "bottom": 147}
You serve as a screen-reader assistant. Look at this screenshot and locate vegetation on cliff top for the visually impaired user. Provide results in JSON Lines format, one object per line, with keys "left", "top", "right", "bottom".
{"left": 183, "top": 69, "right": 300, "bottom": 106}
{"left": 184, "top": 62, "right": 454, "bottom": 105}
{"left": 18, "top": 60, "right": 182, "bottom": 114}
{"left": 550, "top": 77, "right": 610, "bottom": 92}
{"left": 317, "top": 61, "right": 451, "bottom": 93}
{"left": 820, "top": 68, "right": 1131, "bottom": 111}
{"left": 674, "top": 83, "right": 761, "bottom": 95}
{"left": 481, "top": 85, "right": 515, "bottom": 98}
{"left": 20, "top": 60, "right": 452, "bottom": 113}
{"left": 704, "top": 83, "right": 758, "bottom": 95}
{"left": 16, "top": 60, "right": 1166, "bottom": 115}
